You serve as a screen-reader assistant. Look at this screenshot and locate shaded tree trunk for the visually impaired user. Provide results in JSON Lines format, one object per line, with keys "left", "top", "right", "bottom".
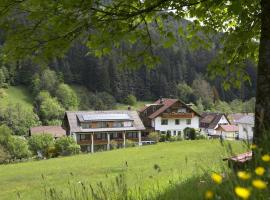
{"left": 254, "top": 0, "right": 270, "bottom": 146}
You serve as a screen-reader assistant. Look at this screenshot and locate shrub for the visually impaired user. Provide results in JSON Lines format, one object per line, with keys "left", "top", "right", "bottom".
{"left": 0, "top": 103, "right": 41, "bottom": 135}
{"left": 184, "top": 128, "right": 196, "bottom": 140}
{"left": 196, "top": 134, "right": 207, "bottom": 140}
{"left": 0, "top": 125, "right": 12, "bottom": 147}
{"left": 160, "top": 134, "right": 166, "bottom": 142}
{"left": 110, "top": 140, "right": 118, "bottom": 150}
{"left": 177, "top": 135, "right": 183, "bottom": 141}
{"left": 0, "top": 88, "right": 7, "bottom": 98}
{"left": 28, "top": 134, "right": 54, "bottom": 157}
{"left": 148, "top": 132, "right": 160, "bottom": 143}
{"left": 0, "top": 145, "right": 10, "bottom": 164}
{"left": 125, "top": 94, "right": 137, "bottom": 106}
{"left": 125, "top": 139, "right": 136, "bottom": 147}
{"left": 55, "top": 136, "right": 80, "bottom": 156}
{"left": 168, "top": 136, "right": 178, "bottom": 142}
{"left": 6, "top": 136, "right": 31, "bottom": 160}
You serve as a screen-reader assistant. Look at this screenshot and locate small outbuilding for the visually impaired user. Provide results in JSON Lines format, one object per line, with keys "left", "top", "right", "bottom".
{"left": 215, "top": 124, "right": 239, "bottom": 140}
{"left": 29, "top": 126, "right": 67, "bottom": 138}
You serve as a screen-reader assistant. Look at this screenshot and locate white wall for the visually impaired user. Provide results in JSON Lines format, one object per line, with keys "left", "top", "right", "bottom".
{"left": 207, "top": 115, "right": 230, "bottom": 135}
{"left": 238, "top": 123, "right": 254, "bottom": 140}
{"left": 153, "top": 116, "right": 199, "bottom": 136}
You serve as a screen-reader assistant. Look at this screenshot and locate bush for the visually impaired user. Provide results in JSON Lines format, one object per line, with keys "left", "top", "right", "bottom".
{"left": 168, "top": 136, "right": 178, "bottom": 142}
{"left": 0, "top": 88, "right": 7, "bottom": 98}
{"left": 160, "top": 134, "right": 166, "bottom": 142}
{"left": 125, "top": 139, "right": 136, "bottom": 147}
{"left": 0, "top": 145, "right": 10, "bottom": 164}
{"left": 55, "top": 136, "right": 80, "bottom": 156}
{"left": 6, "top": 136, "right": 31, "bottom": 160}
{"left": 28, "top": 134, "right": 54, "bottom": 157}
{"left": 110, "top": 140, "right": 118, "bottom": 150}
{"left": 125, "top": 94, "right": 137, "bottom": 106}
{"left": 0, "top": 103, "right": 41, "bottom": 135}
{"left": 196, "top": 134, "right": 207, "bottom": 140}
{"left": 184, "top": 128, "right": 196, "bottom": 140}
{"left": 148, "top": 132, "right": 160, "bottom": 143}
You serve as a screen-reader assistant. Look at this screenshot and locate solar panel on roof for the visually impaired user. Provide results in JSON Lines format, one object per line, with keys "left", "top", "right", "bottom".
{"left": 82, "top": 113, "right": 131, "bottom": 121}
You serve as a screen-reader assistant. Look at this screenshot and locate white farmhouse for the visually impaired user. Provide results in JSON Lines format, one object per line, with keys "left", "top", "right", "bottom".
{"left": 235, "top": 115, "right": 254, "bottom": 140}
{"left": 139, "top": 98, "right": 200, "bottom": 137}
{"left": 199, "top": 113, "right": 230, "bottom": 137}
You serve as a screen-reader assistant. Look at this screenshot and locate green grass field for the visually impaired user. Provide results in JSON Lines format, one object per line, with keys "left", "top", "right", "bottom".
{"left": 0, "top": 86, "right": 34, "bottom": 110}
{"left": 0, "top": 140, "right": 247, "bottom": 200}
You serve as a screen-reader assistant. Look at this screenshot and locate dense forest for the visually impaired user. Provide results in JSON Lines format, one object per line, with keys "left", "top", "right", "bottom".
{"left": 0, "top": 19, "right": 256, "bottom": 133}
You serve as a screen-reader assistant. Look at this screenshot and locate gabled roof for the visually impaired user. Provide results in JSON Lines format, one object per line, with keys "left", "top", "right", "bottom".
{"left": 215, "top": 124, "right": 239, "bottom": 132}
{"left": 30, "top": 126, "right": 66, "bottom": 138}
{"left": 227, "top": 113, "right": 254, "bottom": 125}
{"left": 141, "top": 98, "right": 200, "bottom": 119}
{"left": 236, "top": 115, "right": 255, "bottom": 125}
{"left": 200, "top": 113, "right": 229, "bottom": 129}
{"left": 65, "top": 110, "right": 145, "bottom": 133}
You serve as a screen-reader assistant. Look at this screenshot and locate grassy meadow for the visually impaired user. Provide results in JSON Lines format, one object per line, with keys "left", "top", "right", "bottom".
{"left": 0, "top": 86, "right": 34, "bottom": 110}
{"left": 0, "top": 140, "right": 247, "bottom": 200}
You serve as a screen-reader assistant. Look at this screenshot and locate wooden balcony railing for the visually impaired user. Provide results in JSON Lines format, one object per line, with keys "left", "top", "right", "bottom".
{"left": 161, "top": 112, "right": 193, "bottom": 119}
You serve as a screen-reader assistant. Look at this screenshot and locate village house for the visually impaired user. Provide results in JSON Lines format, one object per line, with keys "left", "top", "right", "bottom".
{"left": 139, "top": 98, "right": 200, "bottom": 137}
{"left": 215, "top": 124, "right": 239, "bottom": 140}
{"left": 63, "top": 110, "right": 145, "bottom": 152}
{"left": 235, "top": 115, "right": 254, "bottom": 140}
{"left": 29, "top": 126, "right": 66, "bottom": 139}
{"left": 199, "top": 113, "right": 230, "bottom": 137}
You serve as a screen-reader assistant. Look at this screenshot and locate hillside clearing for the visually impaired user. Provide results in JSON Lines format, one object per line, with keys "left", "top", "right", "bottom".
{"left": 0, "top": 140, "right": 246, "bottom": 200}
{"left": 0, "top": 86, "right": 34, "bottom": 110}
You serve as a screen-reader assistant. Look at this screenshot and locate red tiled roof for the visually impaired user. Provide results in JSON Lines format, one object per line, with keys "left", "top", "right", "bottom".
{"left": 30, "top": 126, "right": 66, "bottom": 138}
{"left": 147, "top": 98, "right": 200, "bottom": 119}
{"left": 216, "top": 124, "right": 239, "bottom": 132}
{"left": 148, "top": 99, "right": 178, "bottom": 119}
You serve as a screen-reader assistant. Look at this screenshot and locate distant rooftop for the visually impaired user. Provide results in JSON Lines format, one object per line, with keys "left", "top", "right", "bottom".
{"left": 81, "top": 113, "right": 132, "bottom": 121}
{"left": 236, "top": 115, "right": 254, "bottom": 125}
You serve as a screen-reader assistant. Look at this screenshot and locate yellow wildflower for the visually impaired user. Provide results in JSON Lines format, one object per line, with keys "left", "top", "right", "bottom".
{"left": 235, "top": 186, "right": 250, "bottom": 199}
{"left": 262, "top": 154, "right": 270, "bottom": 162}
{"left": 237, "top": 171, "right": 251, "bottom": 180}
{"left": 211, "top": 173, "right": 222, "bottom": 184}
{"left": 252, "top": 179, "right": 267, "bottom": 190}
{"left": 204, "top": 190, "right": 214, "bottom": 199}
{"left": 255, "top": 166, "right": 265, "bottom": 176}
{"left": 251, "top": 144, "right": 257, "bottom": 149}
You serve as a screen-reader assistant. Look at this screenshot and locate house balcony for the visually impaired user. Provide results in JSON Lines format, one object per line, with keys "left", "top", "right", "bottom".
{"left": 161, "top": 112, "right": 194, "bottom": 119}
{"left": 77, "top": 137, "right": 146, "bottom": 145}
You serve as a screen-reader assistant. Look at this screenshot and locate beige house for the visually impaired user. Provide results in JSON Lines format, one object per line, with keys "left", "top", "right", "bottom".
{"left": 215, "top": 124, "right": 239, "bottom": 140}
{"left": 63, "top": 110, "right": 145, "bottom": 152}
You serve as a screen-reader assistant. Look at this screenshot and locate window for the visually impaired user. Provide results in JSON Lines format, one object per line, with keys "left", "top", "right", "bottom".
{"left": 97, "top": 122, "right": 107, "bottom": 128}
{"left": 161, "top": 119, "right": 168, "bottom": 125}
{"left": 80, "top": 134, "right": 86, "bottom": 140}
{"left": 173, "top": 130, "right": 177, "bottom": 136}
{"left": 81, "top": 123, "right": 90, "bottom": 129}
{"left": 113, "top": 121, "right": 124, "bottom": 127}
{"left": 178, "top": 131, "right": 182, "bottom": 137}
{"left": 178, "top": 108, "right": 186, "bottom": 113}
{"left": 127, "top": 132, "right": 138, "bottom": 138}
{"left": 186, "top": 119, "right": 191, "bottom": 125}
{"left": 161, "top": 131, "right": 166, "bottom": 135}
{"left": 175, "top": 119, "right": 180, "bottom": 125}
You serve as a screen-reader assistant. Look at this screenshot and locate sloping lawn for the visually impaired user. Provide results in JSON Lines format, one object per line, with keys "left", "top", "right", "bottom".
{"left": 0, "top": 140, "right": 247, "bottom": 200}
{"left": 0, "top": 86, "right": 34, "bottom": 110}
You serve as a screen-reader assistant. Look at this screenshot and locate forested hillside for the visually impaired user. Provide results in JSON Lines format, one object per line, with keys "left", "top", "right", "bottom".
{"left": 0, "top": 19, "right": 256, "bottom": 133}
{"left": 6, "top": 19, "right": 256, "bottom": 102}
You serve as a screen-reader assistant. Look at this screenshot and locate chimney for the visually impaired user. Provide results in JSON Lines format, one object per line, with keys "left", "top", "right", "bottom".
{"left": 159, "top": 97, "right": 163, "bottom": 104}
